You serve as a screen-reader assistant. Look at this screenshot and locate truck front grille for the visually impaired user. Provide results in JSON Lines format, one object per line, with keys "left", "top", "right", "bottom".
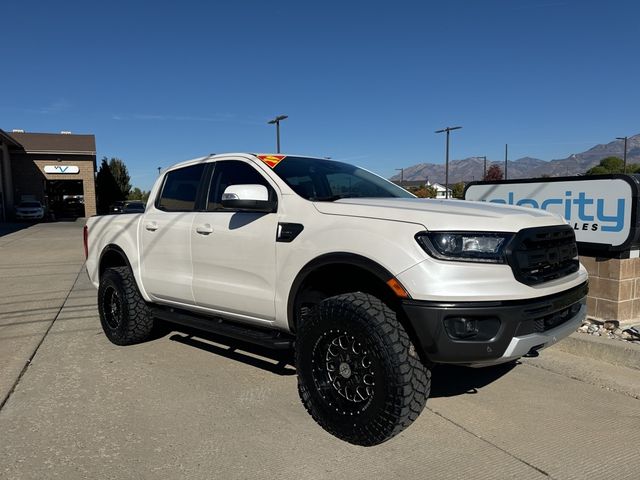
{"left": 507, "top": 225, "right": 579, "bottom": 286}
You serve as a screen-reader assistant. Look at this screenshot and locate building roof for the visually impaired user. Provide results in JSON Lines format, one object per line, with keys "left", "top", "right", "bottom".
{"left": 7, "top": 131, "right": 96, "bottom": 155}
{"left": 0, "top": 129, "right": 22, "bottom": 147}
{"left": 428, "top": 182, "right": 452, "bottom": 191}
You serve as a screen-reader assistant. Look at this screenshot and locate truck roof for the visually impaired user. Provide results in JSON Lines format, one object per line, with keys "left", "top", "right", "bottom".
{"left": 164, "top": 153, "right": 327, "bottom": 172}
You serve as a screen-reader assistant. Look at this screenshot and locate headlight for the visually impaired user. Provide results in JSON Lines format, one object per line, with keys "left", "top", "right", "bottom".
{"left": 416, "top": 232, "right": 513, "bottom": 263}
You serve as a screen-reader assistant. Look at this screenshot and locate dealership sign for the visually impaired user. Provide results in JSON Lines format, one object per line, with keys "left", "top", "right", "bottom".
{"left": 43, "top": 165, "right": 80, "bottom": 174}
{"left": 464, "top": 175, "right": 640, "bottom": 254}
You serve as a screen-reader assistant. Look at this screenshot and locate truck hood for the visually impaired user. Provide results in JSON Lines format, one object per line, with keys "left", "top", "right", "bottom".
{"left": 313, "top": 197, "right": 564, "bottom": 232}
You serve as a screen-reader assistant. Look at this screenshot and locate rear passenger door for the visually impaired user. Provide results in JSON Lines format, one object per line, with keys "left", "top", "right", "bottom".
{"left": 191, "top": 159, "right": 279, "bottom": 324}
{"left": 139, "top": 163, "right": 206, "bottom": 305}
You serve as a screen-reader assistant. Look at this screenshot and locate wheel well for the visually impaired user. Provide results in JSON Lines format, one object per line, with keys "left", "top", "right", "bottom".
{"left": 99, "top": 246, "right": 129, "bottom": 279}
{"left": 289, "top": 262, "right": 402, "bottom": 333}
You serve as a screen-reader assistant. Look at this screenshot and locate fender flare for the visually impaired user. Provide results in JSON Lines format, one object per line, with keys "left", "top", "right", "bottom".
{"left": 286, "top": 252, "right": 394, "bottom": 331}
{"left": 98, "top": 244, "right": 134, "bottom": 278}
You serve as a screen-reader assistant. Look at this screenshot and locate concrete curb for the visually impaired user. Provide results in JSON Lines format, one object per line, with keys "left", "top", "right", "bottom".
{"left": 554, "top": 332, "right": 640, "bottom": 371}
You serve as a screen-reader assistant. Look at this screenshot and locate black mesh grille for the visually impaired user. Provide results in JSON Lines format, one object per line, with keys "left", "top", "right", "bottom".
{"left": 515, "top": 301, "right": 584, "bottom": 336}
{"left": 508, "top": 225, "right": 579, "bottom": 286}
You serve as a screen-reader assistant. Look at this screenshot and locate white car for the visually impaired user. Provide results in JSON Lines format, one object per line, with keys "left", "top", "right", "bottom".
{"left": 15, "top": 201, "right": 45, "bottom": 221}
{"left": 84, "top": 153, "right": 588, "bottom": 446}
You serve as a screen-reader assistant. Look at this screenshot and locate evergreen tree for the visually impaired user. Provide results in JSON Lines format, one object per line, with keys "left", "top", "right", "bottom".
{"left": 107, "top": 157, "right": 132, "bottom": 197}
{"left": 96, "top": 159, "right": 125, "bottom": 214}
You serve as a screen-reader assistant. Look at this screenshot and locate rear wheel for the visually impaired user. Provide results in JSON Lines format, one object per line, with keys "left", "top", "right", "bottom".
{"left": 296, "top": 292, "right": 430, "bottom": 446}
{"left": 98, "top": 266, "right": 154, "bottom": 345}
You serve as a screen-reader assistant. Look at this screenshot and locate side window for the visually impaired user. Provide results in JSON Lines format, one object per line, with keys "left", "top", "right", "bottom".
{"left": 207, "top": 161, "right": 273, "bottom": 211}
{"left": 285, "top": 174, "right": 317, "bottom": 199}
{"left": 157, "top": 163, "right": 205, "bottom": 212}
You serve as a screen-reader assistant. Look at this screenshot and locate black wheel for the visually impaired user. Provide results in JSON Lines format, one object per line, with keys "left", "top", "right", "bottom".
{"left": 296, "top": 292, "right": 431, "bottom": 446}
{"left": 98, "top": 266, "right": 154, "bottom": 345}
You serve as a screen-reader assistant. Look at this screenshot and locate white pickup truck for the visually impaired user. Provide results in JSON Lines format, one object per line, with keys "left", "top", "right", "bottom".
{"left": 84, "top": 153, "right": 588, "bottom": 446}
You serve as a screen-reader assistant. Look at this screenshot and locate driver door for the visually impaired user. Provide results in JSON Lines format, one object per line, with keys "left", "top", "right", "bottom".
{"left": 190, "top": 159, "right": 279, "bottom": 324}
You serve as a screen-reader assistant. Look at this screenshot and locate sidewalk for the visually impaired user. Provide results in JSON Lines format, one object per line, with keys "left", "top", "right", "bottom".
{"left": 0, "top": 221, "right": 86, "bottom": 407}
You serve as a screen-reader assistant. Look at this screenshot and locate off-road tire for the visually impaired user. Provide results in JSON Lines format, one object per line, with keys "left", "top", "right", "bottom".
{"left": 98, "top": 266, "right": 154, "bottom": 345}
{"left": 296, "top": 292, "right": 430, "bottom": 446}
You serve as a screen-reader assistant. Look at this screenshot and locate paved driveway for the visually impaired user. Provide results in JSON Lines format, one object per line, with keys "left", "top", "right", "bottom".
{"left": 1, "top": 221, "right": 639, "bottom": 479}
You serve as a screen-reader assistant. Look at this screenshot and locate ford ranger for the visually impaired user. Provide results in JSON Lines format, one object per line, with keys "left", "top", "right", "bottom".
{"left": 84, "top": 153, "right": 588, "bottom": 446}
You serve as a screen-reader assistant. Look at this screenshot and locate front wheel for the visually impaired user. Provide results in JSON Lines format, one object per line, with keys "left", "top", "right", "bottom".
{"left": 98, "top": 266, "right": 154, "bottom": 345}
{"left": 296, "top": 292, "right": 431, "bottom": 446}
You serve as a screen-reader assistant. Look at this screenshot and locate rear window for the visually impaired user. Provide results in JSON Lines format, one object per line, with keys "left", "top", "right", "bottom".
{"left": 157, "top": 164, "right": 205, "bottom": 211}
{"left": 19, "top": 202, "right": 41, "bottom": 208}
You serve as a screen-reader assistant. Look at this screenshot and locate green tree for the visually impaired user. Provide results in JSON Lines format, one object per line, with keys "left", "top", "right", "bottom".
{"left": 586, "top": 156, "right": 624, "bottom": 175}
{"left": 95, "top": 159, "right": 125, "bottom": 214}
{"left": 106, "top": 157, "right": 132, "bottom": 197}
{"left": 451, "top": 182, "right": 465, "bottom": 199}
{"left": 128, "top": 187, "right": 150, "bottom": 201}
{"left": 586, "top": 166, "right": 609, "bottom": 175}
{"left": 484, "top": 164, "right": 503, "bottom": 181}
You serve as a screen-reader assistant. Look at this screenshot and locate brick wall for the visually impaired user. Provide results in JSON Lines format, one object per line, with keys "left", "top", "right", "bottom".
{"left": 10, "top": 153, "right": 96, "bottom": 217}
{"left": 580, "top": 255, "right": 640, "bottom": 325}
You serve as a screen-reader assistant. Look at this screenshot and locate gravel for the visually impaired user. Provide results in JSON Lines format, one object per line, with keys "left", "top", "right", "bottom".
{"left": 577, "top": 318, "right": 640, "bottom": 342}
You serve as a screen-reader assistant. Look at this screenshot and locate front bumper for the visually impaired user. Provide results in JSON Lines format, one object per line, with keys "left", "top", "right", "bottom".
{"left": 402, "top": 282, "right": 588, "bottom": 366}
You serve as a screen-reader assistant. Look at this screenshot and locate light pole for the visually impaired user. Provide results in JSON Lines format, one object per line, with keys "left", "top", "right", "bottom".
{"left": 157, "top": 167, "right": 161, "bottom": 176}
{"left": 395, "top": 168, "right": 404, "bottom": 187}
{"left": 616, "top": 136, "right": 628, "bottom": 173}
{"left": 504, "top": 144, "right": 508, "bottom": 180}
{"left": 268, "top": 115, "right": 288, "bottom": 153}
{"left": 478, "top": 156, "right": 487, "bottom": 180}
{"left": 435, "top": 126, "right": 462, "bottom": 199}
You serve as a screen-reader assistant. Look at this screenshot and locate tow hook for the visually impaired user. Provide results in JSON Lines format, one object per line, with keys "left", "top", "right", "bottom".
{"left": 524, "top": 344, "right": 545, "bottom": 358}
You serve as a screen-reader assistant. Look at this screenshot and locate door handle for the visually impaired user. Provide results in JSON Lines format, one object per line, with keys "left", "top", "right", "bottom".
{"left": 195, "top": 224, "right": 213, "bottom": 235}
{"left": 145, "top": 222, "right": 158, "bottom": 232}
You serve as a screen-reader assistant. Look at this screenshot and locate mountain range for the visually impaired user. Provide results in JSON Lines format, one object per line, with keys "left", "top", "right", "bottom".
{"left": 389, "top": 134, "right": 640, "bottom": 184}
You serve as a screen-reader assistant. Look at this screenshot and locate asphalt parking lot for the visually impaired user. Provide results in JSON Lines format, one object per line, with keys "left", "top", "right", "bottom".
{"left": 1, "top": 221, "right": 639, "bottom": 480}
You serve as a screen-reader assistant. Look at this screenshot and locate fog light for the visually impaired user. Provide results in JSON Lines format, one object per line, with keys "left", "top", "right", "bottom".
{"left": 444, "top": 317, "right": 479, "bottom": 339}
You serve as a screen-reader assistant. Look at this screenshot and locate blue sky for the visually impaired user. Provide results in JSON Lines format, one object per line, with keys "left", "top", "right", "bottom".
{"left": 2, "top": 0, "right": 639, "bottom": 190}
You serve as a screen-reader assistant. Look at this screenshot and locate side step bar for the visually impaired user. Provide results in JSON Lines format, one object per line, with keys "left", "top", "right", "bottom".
{"left": 151, "top": 306, "right": 294, "bottom": 350}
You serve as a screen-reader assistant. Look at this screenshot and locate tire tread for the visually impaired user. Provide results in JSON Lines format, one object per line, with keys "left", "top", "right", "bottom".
{"left": 297, "top": 292, "right": 431, "bottom": 446}
{"left": 98, "top": 266, "right": 154, "bottom": 345}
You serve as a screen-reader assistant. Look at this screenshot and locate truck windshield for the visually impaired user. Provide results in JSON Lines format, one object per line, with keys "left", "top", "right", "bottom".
{"left": 270, "top": 156, "right": 413, "bottom": 201}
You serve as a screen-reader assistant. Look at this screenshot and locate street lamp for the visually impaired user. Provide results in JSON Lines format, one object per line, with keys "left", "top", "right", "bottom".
{"left": 435, "top": 126, "right": 462, "bottom": 199}
{"left": 616, "top": 136, "right": 628, "bottom": 173}
{"left": 268, "top": 115, "right": 288, "bottom": 153}
{"left": 478, "top": 156, "right": 487, "bottom": 180}
{"left": 395, "top": 168, "right": 404, "bottom": 187}
{"left": 504, "top": 144, "right": 509, "bottom": 180}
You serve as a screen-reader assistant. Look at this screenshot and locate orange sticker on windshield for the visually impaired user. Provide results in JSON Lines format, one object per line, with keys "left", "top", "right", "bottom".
{"left": 257, "top": 154, "right": 286, "bottom": 168}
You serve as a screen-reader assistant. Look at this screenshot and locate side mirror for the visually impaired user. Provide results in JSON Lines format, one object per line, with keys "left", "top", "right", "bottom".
{"left": 221, "top": 184, "right": 276, "bottom": 213}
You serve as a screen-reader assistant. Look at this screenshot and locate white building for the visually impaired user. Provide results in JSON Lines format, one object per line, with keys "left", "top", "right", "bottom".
{"left": 426, "top": 181, "right": 452, "bottom": 199}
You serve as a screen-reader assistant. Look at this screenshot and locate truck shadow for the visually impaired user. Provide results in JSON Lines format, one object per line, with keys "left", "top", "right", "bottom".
{"left": 166, "top": 326, "right": 518, "bottom": 395}
{"left": 429, "top": 362, "right": 518, "bottom": 398}
{"left": 167, "top": 327, "right": 296, "bottom": 377}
